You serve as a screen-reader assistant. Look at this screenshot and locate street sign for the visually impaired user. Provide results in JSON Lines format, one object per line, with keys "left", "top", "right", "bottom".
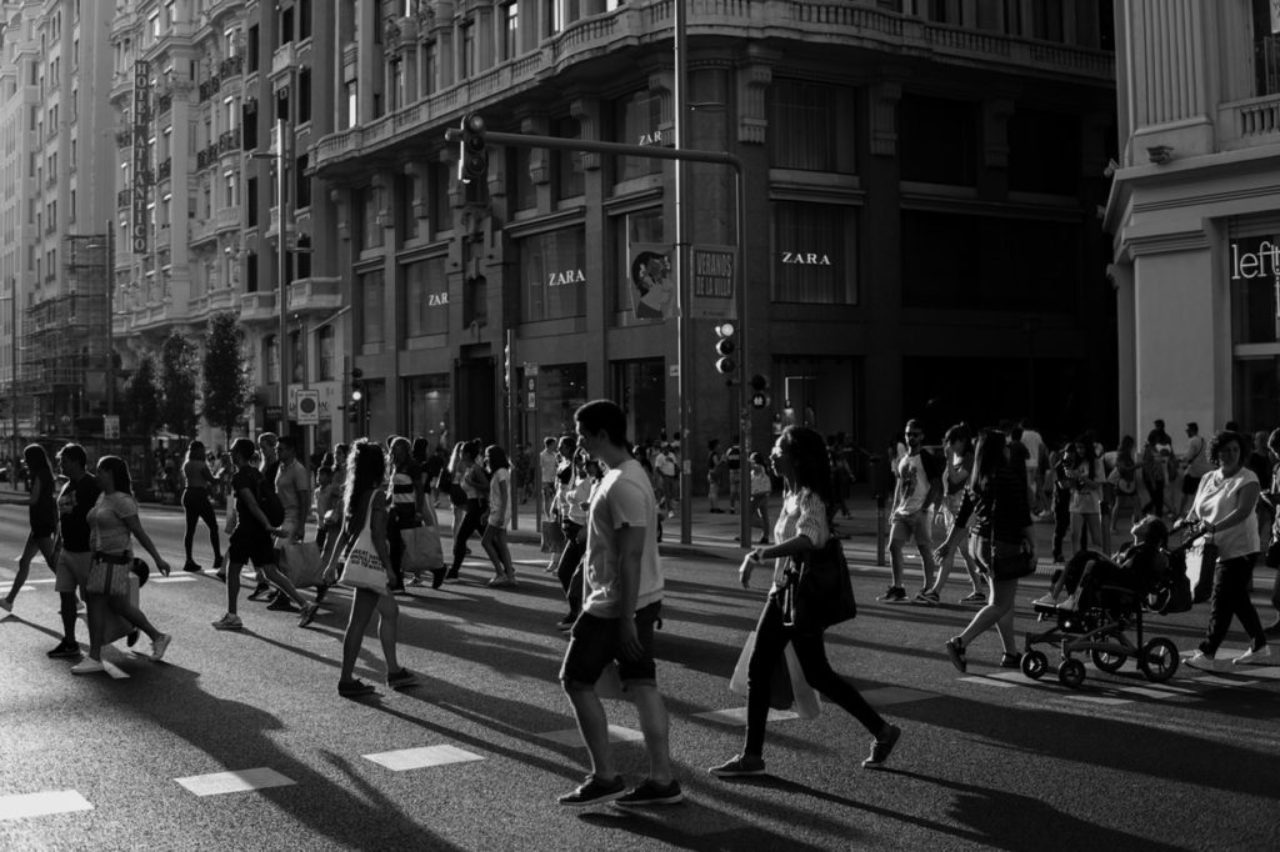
{"left": 296, "top": 390, "right": 319, "bottom": 425}
{"left": 103, "top": 415, "right": 120, "bottom": 439}
{"left": 265, "top": 405, "right": 283, "bottom": 421}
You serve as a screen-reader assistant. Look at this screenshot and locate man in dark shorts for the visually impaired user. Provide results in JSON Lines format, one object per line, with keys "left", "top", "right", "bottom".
{"left": 558, "top": 399, "right": 682, "bottom": 808}
{"left": 47, "top": 443, "right": 100, "bottom": 659}
{"left": 212, "top": 438, "right": 316, "bottom": 631}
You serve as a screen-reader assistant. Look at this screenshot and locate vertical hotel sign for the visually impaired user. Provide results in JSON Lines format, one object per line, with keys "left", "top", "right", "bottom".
{"left": 132, "top": 61, "right": 151, "bottom": 255}
{"left": 690, "top": 245, "right": 737, "bottom": 320}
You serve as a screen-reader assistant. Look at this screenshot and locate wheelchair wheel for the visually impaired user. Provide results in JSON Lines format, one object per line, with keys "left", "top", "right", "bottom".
{"left": 1057, "top": 658, "right": 1087, "bottom": 688}
{"left": 1138, "top": 638, "right": 1180, "bottom": 683}
{"left": 1021, "top": 650, "right": 1049, "bottom": 680}
{"left": 1090, "top": 649, "right": 1127, "bottom": 674}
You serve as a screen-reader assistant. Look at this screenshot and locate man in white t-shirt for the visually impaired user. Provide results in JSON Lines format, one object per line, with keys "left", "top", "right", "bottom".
{"left": 880, "top": 419, "right": 943, "bottom": 604}
{"left": 558, "top": 399, "right": 682, "bottom": 808}
{"left": 1020, "top": 419, "right": 1048, "bottom": 513}
{"left": 1179, "top": 422, "right": 1211, "bottom": 515}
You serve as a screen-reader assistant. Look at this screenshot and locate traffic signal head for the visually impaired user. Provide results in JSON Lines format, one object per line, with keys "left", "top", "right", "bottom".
{"left": 749, "top": 373, "right": 770, "bottom": 408}
{"left": 714, "top": 322, "right": 736, "bottom": 375}
{"left": 459, "top": 113, "right": 488, "bottom": 184}
{"left": 350, "top": 367, "right": 364, "bottom": 403}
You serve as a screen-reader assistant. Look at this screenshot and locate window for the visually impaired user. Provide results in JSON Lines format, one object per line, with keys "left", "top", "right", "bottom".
{"left": 400, "top": 173, "right": 419, "bottom": 241}
{"left": 430, "top": 160, "right": 451, "bottom": 232}
{"left": 461, "top": 21, "right": 475, "bottom": 80}
{"left": 360, "top": 269, "right": 385, "bottom": 346}
{"left": 247, "top": 177, "right": 258, "bottom": 225}
{"left": 553, "top": 116, "right": 583, "bottom": 199}
{"left": 359, "top": 188, "right": 384, "bottom": 250}
{"left": 899, "top": 94, "right": 977, "bottom": 185}
{"left": 1030, "top": 0, "right": 1064, "bottom": 42}
{"left": 771, "top": 201, "right": 857, "bottom": 304}
{"left": 612, "top": 91, "right": 662, "bottom": 182}
{"left": 405, "top": 256, "right": 449, "bottom": 336}
{"left": 265, "top": 335, "right": 280, "bottom": 384}
{"left": 900, "top": 210, "right": 1076, "bottom": 311}
{"left": 502, "top": 2, "right": 519, "bottom": 59}
{"left": 298, "top": 69, "right": 311, "bottom": 123}
{"left": 1230, "top": 235, "right": 1280, "bottom": 344}
{"left": 345, "top": 80, "right": 358, "bottom": 128}
{"left": 316, "top": 324, "right": 334, "bottom": 380}
{"left": 280, "top": 6, "right": 294, "bottom": 45}
{"left": 246, "top": 250, "right": 258, "bottom": 291}
{"left": 247, "top": 25, "right": 259, "bottom": 72}
{"left": 508, "top": 146, "right": 535, "bottom": 211}
{"left": 519, "top": 227, "right": 587, "bottom": 322}
{"left": 767, "top": 80, "right": 856, "bottom": 173}
{"left": 1008, "top": 108, "right": 1081, "bottom": 195}
{"left": 295, "top": 155, "right": 310, "bottom": 208}
{"left": 611, "top": 208, "right": 664, "bottom": 319}
{"left": 299, "top": 0, "right": 312, "bottom": 39}
{"left": 1254, "top": 0, "right": 1280, "bottom": 95}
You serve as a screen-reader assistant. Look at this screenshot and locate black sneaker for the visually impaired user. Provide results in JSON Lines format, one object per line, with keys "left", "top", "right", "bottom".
{"left": 877, "top": 586, "right": 907, "bottom": 603}
{"left": 1000, "top": 652, "right": 1023, "bottom": 669}
{"left": 387, "top": 668, "right": 418, "bottom": 689}
{"left": 556, "top": 614, "right": 576, "bottom": 633}
{"left": 338, "top": 679, "right": 376, "bottom": 698}
{"left": 247, "top": 582, "right": 272, "bottom": 601}
{"left": 313, "top": 585, "right": 329, "bottom": 605}
{"left": 708, "top": 754, "right": 765, "bottom": 777}
{"left": 47, "top": 639, "right": 81, "bottom": 659}
{"left": 558, "top": 774, "right": 626, "bottom": 807}
{"left": 615, "top": 779, "right": 684, "bottom": 807}
{"left": 266, "top": 596, "right": 300, "bottom": 613}
{"left": 183, "top": 560, "right": 203, "bottom": 573}
{"left": 126, "top": 630, "right": 140, "bottom": 648}
{"left": 431, "top": 569, "right": 446, "bottom": 590}
{"left": 862, "top": 724, "right": 901, "bottom": 769}
{"left": 944, "top": 638, "right": 967, "bottom": 673}
{"left": 212, "top": 555, "right": 224, "bottom": 570}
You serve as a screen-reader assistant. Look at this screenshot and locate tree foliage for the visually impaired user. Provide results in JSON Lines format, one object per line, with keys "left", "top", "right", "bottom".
{"left": 202, "top": 312, "right": 251, "bottom": 445}
{"left": 159, "top": 333, "right": 200, "bottom": 438}
{"left": 125, "top": 354, "right": 160, "bottom": 439}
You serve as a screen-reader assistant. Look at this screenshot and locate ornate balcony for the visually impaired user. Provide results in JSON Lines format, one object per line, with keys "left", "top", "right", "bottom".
{"left": 218, "top": 128, "right": 241, "bottom": 155}
{"left": 158, "top": 158, "right": 172, "bottom": 182}
{"left": 199, "top": 76, "right": 221, "bottom": 102}
{"left": 271, "top": 42, "right": 296, "bottom": 81}
{"left": 287, "top": 277, "right": 342, "bottom": 314}
{"left": 238, "top": 290, "right": 277, "bottom": 324}
{"left": 117, "top": 189, "right": 132, "bottom": 209}
{"left": 1218, "top": 93, "right": 1280, "bottom": 151}
{"left": 215, "top": 206, "right": 241, "bottom": 233}
{"left": 220, "top": 55, "right": 244, "bottom": 80}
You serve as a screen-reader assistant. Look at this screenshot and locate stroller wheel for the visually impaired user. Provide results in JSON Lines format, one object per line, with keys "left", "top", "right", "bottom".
{"left": 1057, "top": 658, "right": 1087, "bottom": 688}
{"left": 1021, "top": 650, "right": 1049, "bottom": 680}
{"left": 1090, "top": 649, "right": 1127, "bottom": 674}
{"left": 1138, "top": 638, "right": 1180, "bottom": 683}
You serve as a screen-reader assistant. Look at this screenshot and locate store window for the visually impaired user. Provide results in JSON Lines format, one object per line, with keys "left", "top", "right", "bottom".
{"left": 899, "top": 94, "right": 977, "bottom": 186}
{"left": 524, "top": 363, "right": 587, "bottom": 444}
{"left": 358, "top": 187, "right": 384, "bottom": 251}
{"left": 401, "top": 173, "right": 420, "bottom": 241}
{"left": 1230, "top": 232, "right": 1280, "bottom": 431}
{"left": 1253, "top": 0, "right": 1280, "bottom": 96}
{"left": 360, "top": 268, "right": 385, "bottom": 347}
{"left": 611, "top": 208, "right": 665, "bottom": 322}
{"left": 405, "top": 373, "right": 451, "bottom": 447}
{"left": 508, "top": 146, "right": 536, "bottom": 212}
{"left": 405, "top": 255, "right": 449, "bottom": 337}
{"left": 612, "top": 90, "right": 663, "bottom": 183}
{"left": 771, "top": 201, "right": 857, "bottom": 304}
{"left": 553, "top": 116, "right": 584, "bottom": 200}
{"left": 767, "top": 79, "right": 856, "bottom": 173}
{"left": 519, "top": 227, "right": 587, "bottom": 322}
{"left": 317, "top": 324, "right": 335, "bottom": 380}
{"left": 612, "top": 358, "right": 666, "bottom": 448}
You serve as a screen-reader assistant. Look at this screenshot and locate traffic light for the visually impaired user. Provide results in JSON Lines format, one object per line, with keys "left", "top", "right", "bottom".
{"left": 714, "top": 322, "right": 737, "bottom": 375}
{"left": 458, "top": 113, "right": 488, "bottom": 184}
{"left": 350, "top": 367, "right": 364, "bottom": 423}
{"left": 749, "top": 373, "right": 771, "bottom": 409}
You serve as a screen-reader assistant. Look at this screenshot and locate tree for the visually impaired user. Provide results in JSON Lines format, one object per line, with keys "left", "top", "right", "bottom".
{"left": 159, "top": 332, "right": 200, "bottom": 439}
{"left": 125, "top": 354, "right": 160, "bottom": 441}
{"left": 202, "top": 312, "right": 251, "bottom": 447}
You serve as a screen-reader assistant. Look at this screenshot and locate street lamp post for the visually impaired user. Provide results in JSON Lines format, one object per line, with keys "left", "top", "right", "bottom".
{"left": 106, "top": 219, "right": 116, "bottom": 417}
{"left": 251, "top": 118, "right": 291, "bottom": 439}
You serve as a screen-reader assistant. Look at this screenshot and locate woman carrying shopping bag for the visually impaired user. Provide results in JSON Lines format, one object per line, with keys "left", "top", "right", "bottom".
{"left": 709, "top": 426, "right": 901, "bottom": 777}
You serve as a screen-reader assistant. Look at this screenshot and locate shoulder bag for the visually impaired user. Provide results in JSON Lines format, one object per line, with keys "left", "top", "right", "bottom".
{"left": 339, "top": 495, "right": 389, "bottom": 593}
{"left": 781, "top": 537, "right": 857, "bottom": 633}
{"left": 987, "top": 538, "right": 1035, "bottom": 582}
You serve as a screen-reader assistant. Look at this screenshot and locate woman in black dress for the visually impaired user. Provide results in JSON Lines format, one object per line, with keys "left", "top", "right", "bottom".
{"left": 2, "top": 444, "right": 59, "bottom": 615}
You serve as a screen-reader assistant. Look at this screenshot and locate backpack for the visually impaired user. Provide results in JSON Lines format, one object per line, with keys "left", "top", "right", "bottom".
{"left": 257, "top": 468, "right": 286, "bottom": 527}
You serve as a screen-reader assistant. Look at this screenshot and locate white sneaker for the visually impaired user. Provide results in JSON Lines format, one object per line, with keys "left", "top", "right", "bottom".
{"left": 1233, "top": 645, "right": 1271, "bottom": 665}
{"left": 1184, "top": 651, "right": 1224, "bottom": 672}
{"left": 70, "top": 658, "right": 105, "bottom": 675}
{"left": 150, "top": 633, "right": 172, "bottom": 661}
{"left": 1031, "top": 592, "right": 1060, "bottom": 608}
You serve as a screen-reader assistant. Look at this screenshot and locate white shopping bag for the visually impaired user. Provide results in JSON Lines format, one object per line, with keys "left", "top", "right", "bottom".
{"left": 728, "top": 631, "right": 820, "bottom": 719}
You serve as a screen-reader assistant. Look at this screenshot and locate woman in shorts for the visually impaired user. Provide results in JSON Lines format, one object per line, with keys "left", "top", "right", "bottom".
{"left": 1, "top": 444, "right": 59, "bottom": 616}
{"left": 181, "top": 440, "right": 224, "bottom": 573}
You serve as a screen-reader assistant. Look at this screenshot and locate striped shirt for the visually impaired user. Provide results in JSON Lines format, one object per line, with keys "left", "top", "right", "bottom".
{"left": 388, "top": 462, "right": 420, "bottom": 517}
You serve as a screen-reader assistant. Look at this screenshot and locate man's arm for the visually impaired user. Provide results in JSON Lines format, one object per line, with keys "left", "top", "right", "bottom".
{"left": 293, "top": 466, "right": 312, "bottom": 539}
{"left": 615, "top": 523, "right": 646, "bottom": 660}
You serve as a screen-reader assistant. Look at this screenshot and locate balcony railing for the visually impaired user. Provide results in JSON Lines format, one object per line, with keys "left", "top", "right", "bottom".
{"left": 117, "top": 188, "right": 131, "bottom": 208}
{"left": 271, "top": 42, "right": 296, "bottom": 78}
{"left": 287, "top": 277, "right": 342, "bottom": 313}
{"left": 239, "top": 290, "right": 277, "bottom": 323}
{"left": 158, "top": 158, "right": 172, "bottom": 182}
{"left": 218, "top": 128, "right": 241, "bottom": 154}
{"left": 115, "top": 130, "right": 133, "bottom": 148}
{"left": 198, "top": 76, "right": 220, "bottom": 102}
{"left": 157, "top": 91, "right": 173, "bottom": 114}
{"left": 1219, "top": 92, "right": 1280, "bottom": 150}
{"left": 215, "top": 206, "right": 240, "bottom": 231}
{"left": 220, "top": 54, "right": 244, "bottom": 79}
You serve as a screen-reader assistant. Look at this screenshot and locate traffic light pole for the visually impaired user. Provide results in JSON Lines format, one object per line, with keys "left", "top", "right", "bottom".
{"left": 445, "top": 126, "right": 747, "bottom": 548}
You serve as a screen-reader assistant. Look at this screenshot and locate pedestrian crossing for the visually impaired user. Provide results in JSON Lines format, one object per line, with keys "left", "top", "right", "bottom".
{"left": 958, "top": 650, "right": 1279, "bottom": 707}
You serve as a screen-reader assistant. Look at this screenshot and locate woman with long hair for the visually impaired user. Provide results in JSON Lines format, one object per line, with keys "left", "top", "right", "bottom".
{"left": 481, "top": 444, "right": 517, "bottom": 586}
{"left": 446, "top": 439, "right": 489, "bottom": 583}
{"left": 924, "top": 423, "right": 986, "bottom": 604}
{"left": 1, "top": 444, "right": 59, "bottom": 615}
{"left": 181, "top": 440, "right": 224, "bottom": 573}
{"left": 386, "top": 436, "right": 424, "bottom": 593}
{"left": 710, "top": 426, "right": 901, "bottom": 777}
{"left": 747, "top": 451, "right": 773, "bottom": 545}
{"left": 71, "top": 456, "right": 173, "bottom": 674}
{"left": 323, "top": 439, "right": 415, "bottom": 697}
{"left": 935, "top": 429, "right": 1034, "bottom": 671}
{"left": 1068, "top": 435, "right": 1105, "bottom": 557}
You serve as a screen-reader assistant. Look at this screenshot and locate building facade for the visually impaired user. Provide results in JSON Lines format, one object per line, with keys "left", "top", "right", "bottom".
{"left": 311, "top": 0, "right": 1118, "bottom": 473}
{"left": 1107, "top": 0, "right": 1280, "bottom": 449}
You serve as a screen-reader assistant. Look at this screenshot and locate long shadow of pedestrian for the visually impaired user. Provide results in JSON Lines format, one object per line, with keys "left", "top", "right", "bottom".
{"left": 98, "top": 662, "right": 460, "bottom": 852}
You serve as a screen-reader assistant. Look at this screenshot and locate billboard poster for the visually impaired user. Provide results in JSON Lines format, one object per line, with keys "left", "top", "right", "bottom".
{"left": 690, "top": 244, "right": 736, "bottom": 320}
{"left": 628, "top": 243, "right": 674, "bottom": 320}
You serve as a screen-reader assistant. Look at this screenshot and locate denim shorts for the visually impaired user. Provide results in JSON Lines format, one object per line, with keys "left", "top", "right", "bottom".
{"left": 560, "top": 601, "right": 662, "bottom": 688}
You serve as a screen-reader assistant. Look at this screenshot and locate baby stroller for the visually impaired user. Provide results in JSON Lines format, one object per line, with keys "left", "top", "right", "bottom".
{"left": 1020, "top": 526, "right": 1202, "bottom": 688}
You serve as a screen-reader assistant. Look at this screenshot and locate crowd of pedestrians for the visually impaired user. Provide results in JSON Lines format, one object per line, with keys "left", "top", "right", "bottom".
{"left": 5, "top": 401, "right": 1279, "bottom": 808}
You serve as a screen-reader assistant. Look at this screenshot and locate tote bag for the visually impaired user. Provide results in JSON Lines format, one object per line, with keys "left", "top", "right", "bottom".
{"left": 279, "top": 541, "right": 324, "bottom": 588}
{"left": 339, "top": 496, "right": 389, "bottom": 593}
{"left": 728, "top": 630, "right": 821, "bottom": 719}
{"left": 401, "top": 525, "right": 444, "bottom": 574}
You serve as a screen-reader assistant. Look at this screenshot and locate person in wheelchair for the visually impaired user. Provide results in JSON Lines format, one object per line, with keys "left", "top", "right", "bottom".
{"left": 1032, "top": 515, "right": 1169, "bottom": 612}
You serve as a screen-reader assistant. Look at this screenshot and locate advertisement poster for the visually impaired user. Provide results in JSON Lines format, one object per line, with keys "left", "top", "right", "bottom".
{"left": 628, "top": 243, "right": 674, "bottom": 319}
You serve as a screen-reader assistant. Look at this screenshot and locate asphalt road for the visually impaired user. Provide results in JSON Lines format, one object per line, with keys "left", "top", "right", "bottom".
{"left": 2, "top": 504, "right": 1278, "bottom": 851}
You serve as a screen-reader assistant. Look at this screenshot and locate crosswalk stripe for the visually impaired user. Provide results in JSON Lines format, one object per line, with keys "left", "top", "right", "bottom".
{"left": 692, "top": 707, "right": 801, "bottom": 725}
{"left": 0, "top": 790, "right": 93, "bottom": 821}
{"left": 175, "top": 768, "right": 295, "bottom": 797}
{"left": 959, "top": 676, "right": 1017, "bottom": 688}
{"left": 363, "top": 745, "right": 484, "bottom": 771}
{"left": 1063, "top": 695, "right": 1132, "bottom": 706}
{"left": 539, "top": 724, "right": 643, "bottom": 746}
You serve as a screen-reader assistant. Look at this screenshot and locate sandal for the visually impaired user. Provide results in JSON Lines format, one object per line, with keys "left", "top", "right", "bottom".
{"left": 1000, "top": 652, "right": 1023, "bottom": 669}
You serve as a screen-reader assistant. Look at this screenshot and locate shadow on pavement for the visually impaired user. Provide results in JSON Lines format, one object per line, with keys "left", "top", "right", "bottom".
{"left": 579, "top": 806, "right": 834, "bottom": 852}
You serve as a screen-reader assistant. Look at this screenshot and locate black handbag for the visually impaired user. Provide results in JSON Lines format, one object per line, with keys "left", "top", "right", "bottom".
{"left": 988, "top": 539, "right": 1035, "bottom": 581}
{"left": 781, "top": 538, "right": 857, "bottom": 633}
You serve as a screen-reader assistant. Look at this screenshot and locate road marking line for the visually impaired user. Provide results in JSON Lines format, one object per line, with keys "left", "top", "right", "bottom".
{"left": 539, "top": 724, "right": 644, "bottom": 746}
{"left": 103, "top": 660, "right": 130, "bottom": 680}
{"left": 692, "top": 708, "right": 801, "bottom": 725}
{"left": 363, "top": 745, "right": 484, "bottom": 771}
{"left": 1239, "top": 666, "right": 1280, "bottom": 680}
{"left": 1062, "top": 695, "right": 1132, "bottom": 706}
{"left": 0, "top": 790, "right": 93, "bottom": 821}
{"left": 1115, "top": 686, "right": 1179, "bottom": 699}
{"left": 174, "top": 768, "right": 296, "bottom": 797}
{"left": 860, "top": 686, "right": 937, "bottom": 706}
{"left": 959, "top": 676, "right": 1016, "bottom": 688}
{"left": 151, "top": 576, "right": 197, "bottom": 584}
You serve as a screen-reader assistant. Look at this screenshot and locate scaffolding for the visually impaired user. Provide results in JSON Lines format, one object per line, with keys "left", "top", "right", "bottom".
{"left": 23, "top": 235, "right": 110, "bottom": 432}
